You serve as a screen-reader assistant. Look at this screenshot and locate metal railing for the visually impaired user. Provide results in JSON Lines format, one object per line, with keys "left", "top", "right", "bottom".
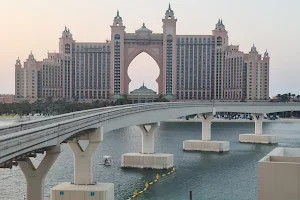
{"left": 0, "top": 102, "right": 175, "bottom": 135}
{"left": 0, "top": 102, "right": 210, "bottom": 164}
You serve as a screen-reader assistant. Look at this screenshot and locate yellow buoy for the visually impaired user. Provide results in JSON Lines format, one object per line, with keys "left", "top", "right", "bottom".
{"left": 145, "top": 181, "right": 149, "bottom": 189}
{"left": 133, "top": 189, "right": 138, "bottom": 196}
{"left": 127, "top": 167, "right": 176, "bottom": 199}
{"left": 156, "top": 174, "right": 160, "bottom": 180}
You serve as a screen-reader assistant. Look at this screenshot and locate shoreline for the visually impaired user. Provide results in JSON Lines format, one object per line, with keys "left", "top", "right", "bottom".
{"left": 164, "top": 118, "right": 300, "bottom": 123}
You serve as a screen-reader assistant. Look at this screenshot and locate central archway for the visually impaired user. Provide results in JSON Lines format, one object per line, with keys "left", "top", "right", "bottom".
{"left": 124, "top": 44, "right": 164, "bottom": 94}
{"left": 127, "top": 52, "right": 160, "bottom": 92}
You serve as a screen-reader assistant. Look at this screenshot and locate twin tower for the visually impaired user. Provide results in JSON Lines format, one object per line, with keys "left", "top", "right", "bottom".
{"left": 110, "top": 4, "right": 178, "bottom": 97}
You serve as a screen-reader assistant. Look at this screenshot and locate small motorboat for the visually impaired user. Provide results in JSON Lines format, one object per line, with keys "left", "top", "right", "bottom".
{"left": 102, "top": 156, "right": 113, "bottom": 166}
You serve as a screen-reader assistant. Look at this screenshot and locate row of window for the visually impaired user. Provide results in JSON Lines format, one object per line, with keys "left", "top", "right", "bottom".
{"left": 176, "top": 37, "right": 213, "bottom": 44}
{"left": 114, "top": 40, "right": 121, "bottom": 93}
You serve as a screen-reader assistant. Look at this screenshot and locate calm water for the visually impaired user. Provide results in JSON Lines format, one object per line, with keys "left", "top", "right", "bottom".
{"left": 1, "top": 120, "right": 300, "bottom": 200}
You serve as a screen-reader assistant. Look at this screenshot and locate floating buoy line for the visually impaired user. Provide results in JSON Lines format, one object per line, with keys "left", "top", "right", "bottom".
{"left": 127, "top": 167, "right": 176, "bottom": 200}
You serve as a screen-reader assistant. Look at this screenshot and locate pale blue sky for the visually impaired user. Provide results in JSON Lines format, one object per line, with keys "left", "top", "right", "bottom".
{"left": 0, "top": 0, "right": 299, "bottom": 96}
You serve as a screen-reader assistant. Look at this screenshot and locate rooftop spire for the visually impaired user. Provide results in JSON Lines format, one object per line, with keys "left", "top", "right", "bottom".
{"left": 264, "top": 49, "right": 269, "bottom": 57}
{"left": 142, "top": 22, "right": 146, "bottom": 28}
{"left": 250, "top": 44, "right": 258, "bottom": 53}
{"left": 166, "top": 2, "right": 173, "bottom": 13}
{"left": 28, "top": 51, "right": 35, "bottom": 60}
{"left": 216, "top": 18, "right": 225, "bottom": 27}
{"left": 115, "top": 9, "right": 121, "bottom": 19}
{"left": 16, "top": 56, "right": 21, "bottom": 65}
{"left": 143, "top": 81, "right": 144, "bottom": 87}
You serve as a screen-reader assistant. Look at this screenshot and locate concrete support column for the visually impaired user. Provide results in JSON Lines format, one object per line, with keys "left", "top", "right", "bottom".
{"left": 19, "top": 145, "right": 61, "bottom": 200}
{"left": 183, "top": 112, "right": 229, "bottom": 152}
{"left": 199, "top": 113, "right": 214, "bottom": 141}
{"left": 253, "top": 114, "right": 264, "bottom": 135}
{"left": 68, "top": 127, "right": 103, "bottom": 185}
{"left": 122, "top": 122, "right": 174, "bottom": 169}
{"left": 239, "top": 113, "right": 278, "bottom": 144}
{"left": 138, "top": 122, "right": 160, "bottom": 154}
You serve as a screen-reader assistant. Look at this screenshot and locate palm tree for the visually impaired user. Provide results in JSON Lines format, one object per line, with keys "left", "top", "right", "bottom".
{"left": 288, "top": 93, "right": 292, "bottom": 101}
{"left": 281, "top": 94, "right": 288, "bottom": 102}
{"left": 276, "top": 94, "right": 281, "bottom": 101}
{"left": 123, "top": 93, "right": 129, "bottom": 104}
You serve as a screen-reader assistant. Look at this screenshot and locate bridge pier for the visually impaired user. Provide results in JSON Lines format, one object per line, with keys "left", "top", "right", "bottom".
{"left": 19, "top": 145, "right": 61, "bottom": 200}
{"left": 50, "top": 127, "right": 114, "bottom": 200}
{"left": 140, "top": 122, "right": 157, "bottom": 154}
{"left": 122, "top": 122, "right": 174, "bottom": 169}
{"left": 239, "top": 114, "right": 278, "bottom": 144}
{"left": 183, "top": 113, "right": 230, "bottom": 152}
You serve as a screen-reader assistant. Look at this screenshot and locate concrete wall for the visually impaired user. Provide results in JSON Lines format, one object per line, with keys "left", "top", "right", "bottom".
{"left": 258, "top": 148, "right": 300, "bottom": 200}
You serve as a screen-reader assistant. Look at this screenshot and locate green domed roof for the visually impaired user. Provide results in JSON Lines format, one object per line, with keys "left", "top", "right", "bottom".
{"left": 164, "top": 94, "right": 174, "bottom": 100}
{"left": 111, "top": 94, "right": 124, "bottom": 99}
{"left": 130, "top": 83, "right": 156, "bottom": 94}
{"left": 216, "top": 19, "right": 225, "bottom": 27}
{"left": 135, "top": 23, "right": 152, "bottom": 34}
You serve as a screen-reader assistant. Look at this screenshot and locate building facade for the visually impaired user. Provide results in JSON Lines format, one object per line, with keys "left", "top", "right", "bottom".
{"left": 0, "top": 94, "right": 14, "bottom": 104}
{"left": 15, "top": 4, "right": 270, "bottom": 101}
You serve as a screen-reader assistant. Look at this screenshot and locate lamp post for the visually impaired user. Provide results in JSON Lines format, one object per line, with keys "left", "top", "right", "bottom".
{"left": 212, "top": 97, "right": 216, "bottom": 116}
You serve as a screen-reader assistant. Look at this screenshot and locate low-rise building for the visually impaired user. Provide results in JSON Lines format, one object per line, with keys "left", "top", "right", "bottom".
{"left": 127, "top": 84, "right": 159, "bottom": 103}
{"left": 0, "top": 94, "right": 15, "bottom": 104}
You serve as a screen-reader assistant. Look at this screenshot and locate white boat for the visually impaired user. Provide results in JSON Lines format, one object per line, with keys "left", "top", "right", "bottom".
{"left": 102, "top": 156, "right": 113, "bottom": 166}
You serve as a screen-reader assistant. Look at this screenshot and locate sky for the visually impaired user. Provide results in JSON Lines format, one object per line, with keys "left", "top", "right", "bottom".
{"left": 0, "top": 0, "right": 299, "bottom": 96}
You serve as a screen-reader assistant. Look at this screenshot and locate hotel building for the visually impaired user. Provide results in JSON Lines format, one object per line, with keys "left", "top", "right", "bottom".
{"left": 15, "top": 4, "right": 270, "bottom": 101}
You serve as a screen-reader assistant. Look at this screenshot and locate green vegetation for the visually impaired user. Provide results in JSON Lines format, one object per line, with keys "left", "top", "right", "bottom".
{"left": 274, "top": 93, "right": 300, "bottom": 102}
{"left": 0, "top": 99, "right": 111, "bottom": 116}
{"left": 0, "top": 96, "right": 169, "bottom": 116}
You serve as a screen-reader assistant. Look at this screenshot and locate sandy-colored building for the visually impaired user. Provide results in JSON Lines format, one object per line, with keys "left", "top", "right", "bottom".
{"left": 244, "top": 46, "right": 270, "bottom": 100}
{"left": 0, "top": 94, "right": 14, "bottom": 104}
{"left": 15, "top": 4, "right": 269, "bottom": 101}
{"left": 15, "top": 53, "right": 42, "bottom": 99}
